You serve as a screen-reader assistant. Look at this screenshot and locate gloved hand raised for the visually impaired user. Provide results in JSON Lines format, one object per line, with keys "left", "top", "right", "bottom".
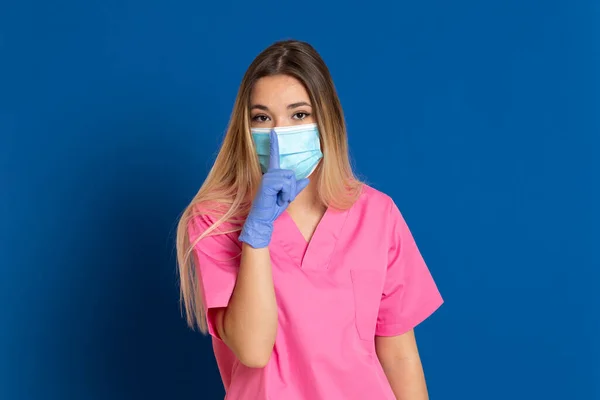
{"left": 239, "top": 129, "right": 311, "bottom": 249}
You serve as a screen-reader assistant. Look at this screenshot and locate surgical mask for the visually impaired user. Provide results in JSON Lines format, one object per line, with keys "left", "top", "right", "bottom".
{"left": 251, "top": 123, "right": 323, "bottom": 180}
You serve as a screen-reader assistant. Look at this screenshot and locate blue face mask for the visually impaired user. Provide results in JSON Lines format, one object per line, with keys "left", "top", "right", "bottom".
{"left": 251, "top": 123, "right": 323, "bottom": 180}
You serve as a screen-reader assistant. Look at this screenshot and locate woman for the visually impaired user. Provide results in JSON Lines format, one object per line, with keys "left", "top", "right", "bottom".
{"left": 176, "top": 40, "right": 443, "bottom": 400}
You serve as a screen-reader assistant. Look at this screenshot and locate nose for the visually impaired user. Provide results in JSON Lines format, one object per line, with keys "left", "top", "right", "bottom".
{"left": 272, "top": 116, "right": 294, "bottom": 128}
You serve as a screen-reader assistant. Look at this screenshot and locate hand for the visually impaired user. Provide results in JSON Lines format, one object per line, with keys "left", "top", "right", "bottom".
{"left": 238, "top": 129, "right": 310, "bottom": 248}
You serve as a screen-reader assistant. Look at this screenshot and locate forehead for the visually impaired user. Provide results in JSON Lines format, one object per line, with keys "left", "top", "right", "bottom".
{"left": 250, "top": 75, "right": 310, "bottom": 105}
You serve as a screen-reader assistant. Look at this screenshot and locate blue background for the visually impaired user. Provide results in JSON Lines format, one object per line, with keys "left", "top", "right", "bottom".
{"left": 1, "top": 0, "right": 598, "bottom": 399}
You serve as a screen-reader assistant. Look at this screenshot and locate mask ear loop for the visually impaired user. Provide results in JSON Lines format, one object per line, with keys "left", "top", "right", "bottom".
{"left": 305, "top": 157, "right": 322, "bottom": 179}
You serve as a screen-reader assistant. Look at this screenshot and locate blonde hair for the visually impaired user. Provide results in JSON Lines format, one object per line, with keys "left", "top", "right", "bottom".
{"left": 176, "top": 40, "right": 363, "bottom": 333}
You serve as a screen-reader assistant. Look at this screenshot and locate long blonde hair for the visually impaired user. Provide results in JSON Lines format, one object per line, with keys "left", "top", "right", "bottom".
{"left": 176, "top": 39, "right": 363, "bottom": 333}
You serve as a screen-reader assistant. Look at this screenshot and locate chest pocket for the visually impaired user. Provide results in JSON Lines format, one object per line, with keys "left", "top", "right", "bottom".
{"left": 350, "top": 269, "right": 383, "bottom": 341}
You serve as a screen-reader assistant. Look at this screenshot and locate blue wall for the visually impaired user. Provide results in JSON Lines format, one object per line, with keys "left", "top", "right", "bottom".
{"left": 1, "top": 1, "right": 598, "bottom": 399}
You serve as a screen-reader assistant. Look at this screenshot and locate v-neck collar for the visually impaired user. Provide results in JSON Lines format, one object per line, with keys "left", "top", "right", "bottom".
{"left": 274, "top": 207, "right": 350, "bottom": 271}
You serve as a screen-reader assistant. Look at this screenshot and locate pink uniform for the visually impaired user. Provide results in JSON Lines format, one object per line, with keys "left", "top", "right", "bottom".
{"left": 189, "top": 185, "right": 443, "bottom": 400}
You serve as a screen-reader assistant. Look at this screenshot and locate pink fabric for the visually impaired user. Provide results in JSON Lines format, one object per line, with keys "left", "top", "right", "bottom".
{"left": 188, "top": 185, "right": 443, "bottom": 400}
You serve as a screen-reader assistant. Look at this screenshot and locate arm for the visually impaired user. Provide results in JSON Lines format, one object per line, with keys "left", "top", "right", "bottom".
{"left": 376, "top": 330, "right": 429, "bottom": 400}
{"left": 212, "top": 129, "right": 309, "bottom": 368}
{"left": 212, "top": 244, "right": 278, "bottom": 368}
{"left": 374, "top": 199, "right": 443, "bottom": 398}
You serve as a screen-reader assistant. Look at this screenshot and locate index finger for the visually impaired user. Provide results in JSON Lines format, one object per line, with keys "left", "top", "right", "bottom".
{"left": 268, "top": 129, "right": 280, "bottom": 170}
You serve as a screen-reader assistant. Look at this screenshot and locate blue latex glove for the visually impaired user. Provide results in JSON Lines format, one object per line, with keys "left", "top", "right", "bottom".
{"left": 239, "top": 129, "right": 310, "bottom": 248}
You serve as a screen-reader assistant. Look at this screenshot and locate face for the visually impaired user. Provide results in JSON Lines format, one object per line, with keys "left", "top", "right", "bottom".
{"left": 249, "top": 75, "right": 315, "bottom": 128}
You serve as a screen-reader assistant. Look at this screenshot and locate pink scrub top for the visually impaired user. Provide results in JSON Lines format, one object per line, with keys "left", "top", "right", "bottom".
{"left": 189, "top": 185, "right": 443, "bottom": 400}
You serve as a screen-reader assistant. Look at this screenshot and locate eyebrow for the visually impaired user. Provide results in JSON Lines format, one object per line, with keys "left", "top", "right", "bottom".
{"left": 250, "top": 101, "right": 312, "bottom": 111}
{"left": 287, "top": 101, "right": 312, "bottom": 109}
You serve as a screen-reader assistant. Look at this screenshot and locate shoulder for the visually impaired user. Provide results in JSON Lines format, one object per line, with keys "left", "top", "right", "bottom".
{"left": 187, "top": 201, "right": 241, "bottom": 240}
{"left": 356, "top": 183, "right": 397, "bottom": 213}
{"left": 352, "top": 184, "right": 408, "bottom": 233}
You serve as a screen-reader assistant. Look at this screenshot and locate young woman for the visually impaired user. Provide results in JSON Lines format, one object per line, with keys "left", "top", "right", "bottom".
{"left": 176, "top": 40, "right": 443, "bottom": 400}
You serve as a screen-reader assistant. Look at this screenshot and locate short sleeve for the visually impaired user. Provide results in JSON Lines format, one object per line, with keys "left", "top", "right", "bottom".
{"left": 375, "top": 200, "right": 443, "bottom": 337}
{"left": 188, "top": 212, "right": 242, "bottom": 337}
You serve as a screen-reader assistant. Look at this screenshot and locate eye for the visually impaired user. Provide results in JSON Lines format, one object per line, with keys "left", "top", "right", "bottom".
{"left": 292, "top": 112, "right": 311, "bottom": 120}
{"left": 252, "top": 114, "right": 270, "bottom": 123}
